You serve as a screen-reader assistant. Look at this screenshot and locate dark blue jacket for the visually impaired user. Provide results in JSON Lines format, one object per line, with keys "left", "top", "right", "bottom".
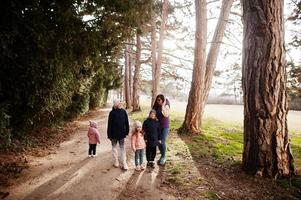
{"left": 107, "top": 107, "right": 129, "bottom": 140}
{"left": 143, "top": 118, "right": 161, "bottom": 147}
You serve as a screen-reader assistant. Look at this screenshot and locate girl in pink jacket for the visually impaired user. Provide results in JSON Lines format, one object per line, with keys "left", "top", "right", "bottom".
{"left": 88, "top": 121, "right": 100, "bottom": 158}
{"left": 131, "top": 120, "right": 146, "bottom": 170}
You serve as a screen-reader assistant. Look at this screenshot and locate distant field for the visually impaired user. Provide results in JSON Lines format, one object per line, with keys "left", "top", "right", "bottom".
{"left": 140, "top": 99, "right": 301, "bottom": 134}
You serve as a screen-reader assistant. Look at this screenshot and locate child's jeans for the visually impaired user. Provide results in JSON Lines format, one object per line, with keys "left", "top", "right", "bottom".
{"left": 89, "top": 144, "right": 97, "bottom": 155}
{"left": 134, "top": 149, "right": 144, "bottom": 166}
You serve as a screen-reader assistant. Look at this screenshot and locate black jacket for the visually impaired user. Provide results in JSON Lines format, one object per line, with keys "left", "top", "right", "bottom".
{"left": 107, "top": 107, "right": 129, "bottom": 140}
{"left": 143, "top": 118, "right": 161, "bottom": 147}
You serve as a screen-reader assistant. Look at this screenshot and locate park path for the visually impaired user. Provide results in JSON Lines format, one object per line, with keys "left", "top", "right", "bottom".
{"left": 6, "top": 108, "right": 175, "bottom": 200}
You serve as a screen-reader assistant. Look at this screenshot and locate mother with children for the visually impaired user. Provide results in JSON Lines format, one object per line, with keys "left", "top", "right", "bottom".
{"left": 92, "top": 94, "right": 171, "bottom": 171}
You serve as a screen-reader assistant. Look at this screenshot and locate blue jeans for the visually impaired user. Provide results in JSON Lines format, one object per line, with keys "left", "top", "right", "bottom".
{"left": 134, "top": 149, "right": 144, "bottom": 166}
{"left": 159, "top": 128, "right": 169, "bottom": 163}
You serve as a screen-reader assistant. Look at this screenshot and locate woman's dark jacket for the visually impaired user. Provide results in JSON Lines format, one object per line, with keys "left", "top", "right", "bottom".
{"left": 143, "top": 118, "right": 161, "bottom": 147}
{"left": 107, "top": 107, "right": 129, "bottom": 140}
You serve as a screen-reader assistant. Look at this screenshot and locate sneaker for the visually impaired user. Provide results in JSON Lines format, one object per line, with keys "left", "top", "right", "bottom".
{"left": 122, "top": 164, "right": 129, "bottom": 170}
{"left": 147, "top": 162, "right": 151, "bottom": 167}
{"left": 135, "top": 166, "right": 141, "bottom": 171}
{"left": 150, "top": 162, "right": 155, "bottom": 168}
{"left": 92, "top": 154, "right": 96, "bottom": 158}
{"left": 140, "top": 165, "right": 145, "bottom": 170}
{"left": 158, "top": 157, "right": 166, "bottom": 165}
{"left": 113, "top": 161, "right": 119, "bottom": 168}
{"left": 88, "top": 155, "right": 92, "bottom": 158}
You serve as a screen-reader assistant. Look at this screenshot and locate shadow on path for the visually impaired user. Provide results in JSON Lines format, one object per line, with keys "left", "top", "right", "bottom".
{"left": 23, "top": 158, "right": 91, "bottom": 200}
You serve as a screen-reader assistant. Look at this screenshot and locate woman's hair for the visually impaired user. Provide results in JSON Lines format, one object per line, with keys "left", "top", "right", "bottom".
{"left": 152, "top": 94, "right": 165, "bottom": 110}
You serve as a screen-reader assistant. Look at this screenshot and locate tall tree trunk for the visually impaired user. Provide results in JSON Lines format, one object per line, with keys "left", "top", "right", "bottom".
{"left": 200, "top": 0, "right": 234, "bottom": 123}
{"left": 151, "top": 0, "right": 169, "bottom": 106}
{"left": 242, "top": 0, "right": 295, "bottom": 177}
{"left": 132, "top": 33, "right": 142, "bottom": 112}
{"left": 181, "top": 0, "right": 207, "bottom": 134}
{"left": 124, "top": 44, "right": 131, "bottom": 109}
{"left": 129, "top": 45, "right": 133, "bottom": 104}
{"left": 151, "top": 12, "right": 157, "bottom": 106}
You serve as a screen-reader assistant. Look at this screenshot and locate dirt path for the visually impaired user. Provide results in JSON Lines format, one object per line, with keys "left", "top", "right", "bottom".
{"left": 5, "top": 108, "right": 175, "bottom": 200}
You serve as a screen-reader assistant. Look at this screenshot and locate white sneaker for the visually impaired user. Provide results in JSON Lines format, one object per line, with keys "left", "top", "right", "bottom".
{"left": 113, "top": 161, "right": 119, "bottom": 168}
{"left": 140, "top": 165, "right": 145, "bottom": 170}
{"left": 88, "top": 155, "right": 92, "bottom": 158}
{"left": 122, "top": 164, "right": 129, "bottom": 170}
{"left": 92, "top": 154, "right": 96, "bottom": 158}
{"left": 135, "top": 166, "right": 141, "bottom": 171}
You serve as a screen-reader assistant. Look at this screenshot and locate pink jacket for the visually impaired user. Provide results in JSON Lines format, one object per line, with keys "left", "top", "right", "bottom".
{"left": 88, "top": 122, "right": 100, "bottom": 144}
{"left": 131, "top": 132, "right": 146, "bottom": 151}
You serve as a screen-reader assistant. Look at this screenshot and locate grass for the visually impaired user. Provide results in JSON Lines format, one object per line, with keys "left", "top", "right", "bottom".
{"left": 129, "top": 106, "right": 301, "bottom": 195}
{"left": 130, "top": 106, "right": 301, "bottom": 170}
{"left": 179, "top": 118, "right": 244, "bottom": 166}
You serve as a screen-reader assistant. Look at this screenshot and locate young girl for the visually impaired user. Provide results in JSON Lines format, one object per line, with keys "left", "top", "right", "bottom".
{"left": 143, "top": 110, "right": 161, "bottom": 168}
{"left": 87, "top": 121, "right": 100, "bottom": 157}
{"left": 131, "top": 121, "right": 146, "bottom": 171}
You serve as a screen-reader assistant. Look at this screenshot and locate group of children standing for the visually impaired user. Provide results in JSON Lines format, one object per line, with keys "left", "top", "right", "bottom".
{"left": 131, "top": 109, "right": 161, "bottom": 170}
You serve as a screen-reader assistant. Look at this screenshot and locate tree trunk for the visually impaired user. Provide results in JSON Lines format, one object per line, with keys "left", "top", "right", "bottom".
{"left": 129, "top": 45, "right": 133, "bottom": 104}
{"left": 200, "top": 0, "right": 234, "bottom": 123}
{"left": 151, "top": 0, "right": 169, "bottom": 106}
{"left": 242, "top": 0, "right": 295, "bottom": 177}
{"left": 151, "top": 13, "right": 157, "bottom": 107}
{"left": 181, "top": 0, "right": 207, "bottom": 134}
{"left": 132, "top": 33, "right": 142, "bottom": 112}
{"left": 124, "top": 44, "right": 131, "bottom": 109}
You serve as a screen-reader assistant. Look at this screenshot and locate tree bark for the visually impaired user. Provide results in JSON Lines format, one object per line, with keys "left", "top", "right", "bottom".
{"left": 151, "top": 12, "right": 157, "bottom": 106}
{"left": 151, "top": 0, "right": 169, "bottom": 106}
{"left": 124, "top": 44, "right": 131, "bottom": 109}
{"left": 181, "top": 0, "right": 207, "bottom": 134}
{"left": 242, "top": 0, "right": 295, "bottom": 177}
{"left": 132, "top": 33, "right": 142, "bottom": 112}
{"left": 200, "top": 0, "right": 234, "bottom": 123}
{"left": 129, "top": 45, "right": 133, "bottom": 104}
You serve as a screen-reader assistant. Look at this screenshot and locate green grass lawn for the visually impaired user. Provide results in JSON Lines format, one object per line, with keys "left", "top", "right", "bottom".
{"left": 130, "top": 106, "right": 301, "bottom": 194}
{"left": 130, "top": 106, "right": 301, "bottom": 171}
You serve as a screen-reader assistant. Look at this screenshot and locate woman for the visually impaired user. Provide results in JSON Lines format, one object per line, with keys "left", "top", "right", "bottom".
{"left": 152, "top": 94, "right": 170, "bottom": 165}
{"left": 107, "top": 99, "right": 130, "bottom": 170}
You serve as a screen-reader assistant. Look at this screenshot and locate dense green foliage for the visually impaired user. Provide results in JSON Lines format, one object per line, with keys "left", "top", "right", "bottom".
{"left": 0, "top": 0, "right": 152, "bottom": 149}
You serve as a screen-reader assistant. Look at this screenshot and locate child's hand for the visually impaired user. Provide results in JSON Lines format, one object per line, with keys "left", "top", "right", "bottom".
{"left": 159, "top": 140, "right": 162, "bottom": 144}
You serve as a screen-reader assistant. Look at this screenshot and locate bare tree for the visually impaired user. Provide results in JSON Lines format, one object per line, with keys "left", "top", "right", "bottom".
{"left": 132, "top": 33, "right": 142, "bottom": 111}
{"left": 181, "top": 0, "right": 207, "bottom": 134}
{"left": 151, "top": 0, "right": 169, "bottom": 106}
{"left": 181, "top": 0, "right": 234, "bottom": 133}
{"left": 124, "top": 44, "right": 131, "bottom": 109}
{"left": 201, "top": 0, "right": 234, "bottom": 120}
{"left": 242, "top": 0, "right": 295, "bottom": 177}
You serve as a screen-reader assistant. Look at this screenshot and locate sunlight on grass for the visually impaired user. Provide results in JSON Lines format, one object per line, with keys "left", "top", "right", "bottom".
{"left": 130, "top": 106, "right": 301, "bottom": 170}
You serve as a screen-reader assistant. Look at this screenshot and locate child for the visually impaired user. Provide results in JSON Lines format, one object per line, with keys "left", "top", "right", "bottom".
{"left": 87, "top": 121, "right": 100, "bottom": 157}
{"left": 131, "top": 121, "right": 146, "bottom": 171}
{"left": 143, "top": 109, "right": 161, "bottom": 168}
